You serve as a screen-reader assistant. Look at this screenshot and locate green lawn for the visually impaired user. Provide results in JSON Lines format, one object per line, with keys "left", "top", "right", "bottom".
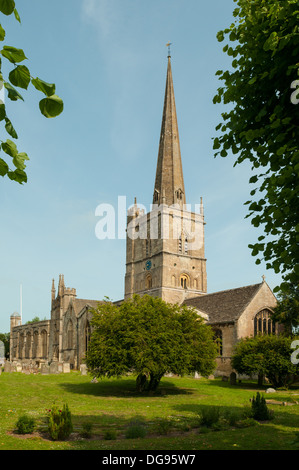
{"left": 0, "top": 371, "right": 298, "bottom": 450}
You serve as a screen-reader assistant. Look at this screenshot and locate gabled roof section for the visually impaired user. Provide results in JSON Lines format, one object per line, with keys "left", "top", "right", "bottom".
{"left": 184, "top": 283, "right": 263, "bottom": 324}
{"left": 72, "top": 298, "right": 103, "bottom": 316}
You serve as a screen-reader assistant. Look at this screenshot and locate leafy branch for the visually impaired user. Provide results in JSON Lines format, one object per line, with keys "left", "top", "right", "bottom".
{"left": 0, "top": 0, "right": 64, "bottom": 184}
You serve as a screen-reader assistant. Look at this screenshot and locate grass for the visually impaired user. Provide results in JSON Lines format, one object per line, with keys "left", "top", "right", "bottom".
{"left": 0, "top": 371, "right": 298, "bottom": 450}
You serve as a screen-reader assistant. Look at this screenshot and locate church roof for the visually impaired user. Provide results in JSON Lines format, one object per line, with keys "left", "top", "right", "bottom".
{"left": 184, "top": 283, "right": 263, "bottom": 324}
{"left": 73, "top": 298, "right": 104, "bottom": 316}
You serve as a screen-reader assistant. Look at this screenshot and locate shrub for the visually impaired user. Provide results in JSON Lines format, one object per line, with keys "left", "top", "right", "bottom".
{"left": 104, "top": 429, "right": 117, "bottom": 440}
{"left": 15, "top": 414, "right": 36, "bottom": 434}
{"left": 251, "top": 392, "right": 273, "bottom": 421}
{"left": 198, "top": 406, "right": 220, "bottom": 428}
{"left": 223, "top": 408, "right": 241, "bottom": 426}
{"left": 154, "top": 418, "right": 172, "bottom": 435}
{"left": 47, "top": 403, "right": 73, "bottom": 440}
{"left": 80, "top": 422, "right": 93, "bottom": 438}
{"left": 125, "top": 418, "right": 147, "bottom": 439}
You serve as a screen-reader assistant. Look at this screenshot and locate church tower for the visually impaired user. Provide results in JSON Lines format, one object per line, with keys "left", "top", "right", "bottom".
{"left": 125, "top": 55, "right": 207, "bottom": 304}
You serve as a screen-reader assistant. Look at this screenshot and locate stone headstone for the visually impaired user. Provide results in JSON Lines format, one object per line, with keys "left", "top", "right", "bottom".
{"left": 49, "top": 362, "right": 59, "bottom": 374}
{"left": 230, "top": 372, "right": 237, "bottom": 385}
{"left": 41, "top": 364, "right": 50, "bottom": 375}
{"left": 4, "top": 362, "right": 11, "bottom": 373}
{"left": 266, "top": 388, "right": 276, "bottom": 393}
{"left": 80, "top": 364, "right": 87, "bottom": 375}
{"left": 62, "top": 362, "right": 70, "bottom": 373}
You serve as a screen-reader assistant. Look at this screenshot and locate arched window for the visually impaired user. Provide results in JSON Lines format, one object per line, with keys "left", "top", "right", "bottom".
{"left": 176, "top": 189, "right": 184, "bottom": 200}
{"left": 179, "top": 235, "right": 188, "bottom": 254}
{"left": 32, "top": 331, "right": 38, "bottom": 358}
{"left": 67, "top": 320, "right": 73, "bottom": 349}
{"left": 19, "top": 333, "right": 24, "bottom": 359}
{"left": 213, "top": 328, "right": 223, "bottom": 356}
{"left": 180, "top": 274, "right": 189, "bottom": 289}
{"left": 85, "top": 320, "right": 91, "bottom": 353}
{"left": 25, "top": 331, "right": 31, "bottom": 359}
{"left": 146, "top": 275, "right": 152, "bottom": 290}
{"left": 41, "top": 330, "right": 48, "bottom": 358}
{"left": 254, "top": 309, "right": 276, "bottom": 336}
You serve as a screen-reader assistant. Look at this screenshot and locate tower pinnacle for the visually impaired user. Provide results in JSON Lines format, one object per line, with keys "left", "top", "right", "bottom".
{"left": 153, "top": 56, "right": 186, "bottom": 208}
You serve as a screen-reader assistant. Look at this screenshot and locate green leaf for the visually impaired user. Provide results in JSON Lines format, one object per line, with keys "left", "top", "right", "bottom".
{"left": 31, "top": 77, "right": 55, "bottom": 97}
{"left": 4, "top": 81, "right": 24, "bottom": 101}
{"left": 9, "top": 65, "right": 30, "bottom": 89}
{"left": 0, "top": 157, "right": 8, "bottom": 176}
{"left": 0, "top": 103, "right": 6, "bottom": 121}
{"left": 216, "top": 30, "right": 224, "bottom": 42}
{"left": 0, "top": 24, "right": 5, "bottom": 41}
{"left": 5, "top": 117, "right": 18, "bottom": 138}
{"left": 39, "top": 94, "right": 63, "bottom": 118}
{"left": 7, "top": 168, "right": 27, "bottom": 184}
{"left": 13, "top": 152, "right": 28, "bottom": 170}
{"left": 2, "top": 138, "right": 18, "bottom": 157}
{"left": 0, "top": 0, "right": 15, "bottom": 15}
{"left": 13, "top": 7, "right": 20, "bottom": 23}
{"left": 0, "top": 45, "right": 27, "bottom": 63}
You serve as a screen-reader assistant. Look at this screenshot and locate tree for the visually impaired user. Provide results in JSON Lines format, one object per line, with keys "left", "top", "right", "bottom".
{"left": 85, "top": 295, "right": 217, "bottom": 392}
{"left": 0, "top": 0, "right": 63, "bottom": 184}
{"left": 232, "top": 334, "right": 299, "bottom": 387}
{"left": 213, "top": 0, "right": 299, "bottom": 293}
{"left": 271, "top": 282, "right": 299, "bottom": 335}
{"left": 0, "top": 332, "right": 9, "bottom": 358}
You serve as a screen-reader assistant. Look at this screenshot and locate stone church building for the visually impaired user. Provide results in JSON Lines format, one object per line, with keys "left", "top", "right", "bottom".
{"left": 9, "top": 56, "right": 278, "bottom": 376}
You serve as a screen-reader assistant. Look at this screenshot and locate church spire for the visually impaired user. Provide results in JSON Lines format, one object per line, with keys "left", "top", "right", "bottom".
{"left": 153, "top": 56, "right": 186, "bottom": 208}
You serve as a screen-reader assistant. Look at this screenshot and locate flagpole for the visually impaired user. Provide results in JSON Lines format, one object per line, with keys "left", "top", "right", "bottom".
{"left": 20, "top": 283, "right": 22, "bottom": 323}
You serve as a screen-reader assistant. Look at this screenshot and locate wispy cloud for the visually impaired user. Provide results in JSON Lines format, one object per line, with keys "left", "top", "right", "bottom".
{"left": 81, "top": 0, "right": 118, "bottom": 40}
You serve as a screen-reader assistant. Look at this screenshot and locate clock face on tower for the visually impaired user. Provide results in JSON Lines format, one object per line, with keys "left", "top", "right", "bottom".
{"left": 145, "top": 260, "right": 152, "bottom": 271}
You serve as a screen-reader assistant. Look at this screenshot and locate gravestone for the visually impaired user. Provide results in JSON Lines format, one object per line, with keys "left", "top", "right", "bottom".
{"left": 49, "top": 362, "right": 59, "bottom": 374}
{"left": 4, "top": 362, "right": 11, "bottom": 373}
{"left": 41, "top": 364, "right": 50, "bottom": 375}
{"left": 0, "top": 340, "right": 5, "bottom": 366}
{"left": 62, "top": 362, "right": 70, "bottom": 373}
{"left": 80, "top": 364, "right": 87, "bottom": 375}
{"left": 230, "top": 372, "right": 237, "bottom": 385}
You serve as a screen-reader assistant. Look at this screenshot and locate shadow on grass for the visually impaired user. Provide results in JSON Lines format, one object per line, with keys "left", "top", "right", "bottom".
{"left": 58, "top": 378, "right": 193, "bottom": 398}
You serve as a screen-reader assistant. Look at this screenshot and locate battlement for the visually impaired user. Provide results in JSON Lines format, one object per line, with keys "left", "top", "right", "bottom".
{"left": 64, "top": 287, "right": 77, "bottom": 297}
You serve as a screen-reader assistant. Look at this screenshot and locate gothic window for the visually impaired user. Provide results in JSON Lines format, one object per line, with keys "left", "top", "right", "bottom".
{"left": 176, "top": 189, "right": 183, "bottom": 200}
{"left": 25, "top": 331, "right": 31, "bottom": 359}
{"left": 145, "top": 239, "right": 151, "bottom": 257}
{"left": 254, "top": 309, "right": 276, "bottom": 336}
{"left": 213, "top": 328, "right": 223, "bottom": 356}
{"left": 41, "top": 330, "right": 48, "bottom": 358}
{"left": 85, "top": 320, "right": 91, "bottom": 353}
{"left": 146, "top": 275, "right": 152, "bottom": 290}
{"left": 179, "top": 235, "right": 188, "bottom": 254}
{"left": 180, "top": 274, "right": 189, "bottom": 289}
{"left": 184, "top": 237, "right": 188, "bottom": 254}
{"left": 32, "top": 331, "right": 38, "bottom": 359}
{"left": 154, "top": 190, "right": 159, "bottom": 203}
{"left": 19, "top": 333, "right": 24, "bottom": 359}
{"left": 67, "top": 320, "right": 73, "bottom": 349}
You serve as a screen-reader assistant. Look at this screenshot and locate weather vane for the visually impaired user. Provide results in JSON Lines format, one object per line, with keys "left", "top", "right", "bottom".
{"left": 166, "top": 42, "right": 172, "bottom": 57}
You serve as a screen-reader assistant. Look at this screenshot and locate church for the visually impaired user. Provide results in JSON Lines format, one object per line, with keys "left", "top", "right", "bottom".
{"left": 9, "top": 55, "right": 278, "bottom": 376}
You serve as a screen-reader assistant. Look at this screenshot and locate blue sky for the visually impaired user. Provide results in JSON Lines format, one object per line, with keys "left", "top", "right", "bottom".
{"left": 0, "top": 0, "right": 282, "bottom": 332}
